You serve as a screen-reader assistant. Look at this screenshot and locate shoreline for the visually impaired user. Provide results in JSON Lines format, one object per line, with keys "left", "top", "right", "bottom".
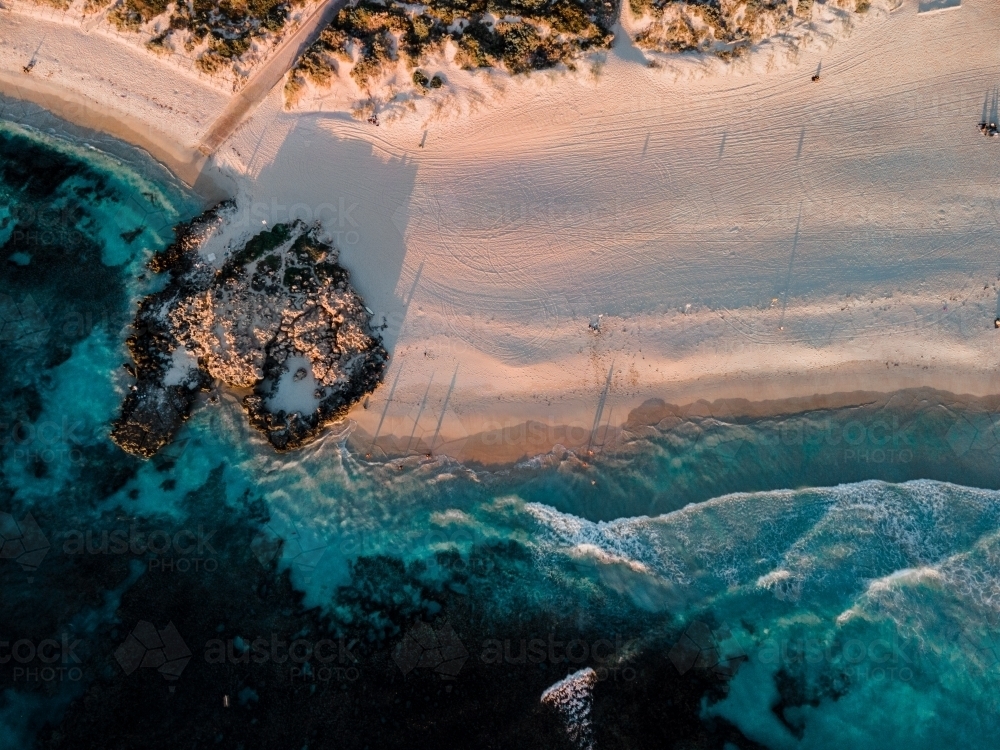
{"left": 3, "top": 0, "right": 1000, "bottom": 470}
{"left": 345, "top": 362, "right": 1000, "bottom": 466}
{"left": 4, "top": 62, "right": 1000, "bottom": 468}
{"left": 0, "top": 70, "right": 232, "bottom": 203}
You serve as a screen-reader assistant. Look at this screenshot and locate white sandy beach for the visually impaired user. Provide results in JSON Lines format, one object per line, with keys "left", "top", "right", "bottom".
{"left": 2, "top": 0, "right": 999, "bottom": 463}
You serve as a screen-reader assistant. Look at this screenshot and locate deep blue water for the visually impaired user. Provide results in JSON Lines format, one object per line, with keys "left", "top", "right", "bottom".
{"left": 2, "top": 116, "right": 1000, "bottom": 749}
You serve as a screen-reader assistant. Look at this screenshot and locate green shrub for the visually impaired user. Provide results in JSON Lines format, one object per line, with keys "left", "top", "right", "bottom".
{"left": 284, "top": 74, "right": 305, "bottom": 106}
{"left": 497, "top": 22, "right": 544, "bottom": 74}
{"left": 126, "top": 0, "right": 169, "bottom": 22}
{"left": 196, "top": 51, "right": 228, "bottom": 74}
{"left": 211, "top": 34, "right": 252, "bottom": 59}
{"left": 289, "top": 0, "right": 613, "bottom": 92}
{"left": 146, "top": 32, "right": 171, "bottom": 54}
{"left": 350, "top": 33, "right": 394, "bottom": 86}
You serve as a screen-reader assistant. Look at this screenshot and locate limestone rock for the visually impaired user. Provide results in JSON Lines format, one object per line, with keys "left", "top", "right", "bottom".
{"left": 112, "top": 205, "right": 387, "bottom": 457}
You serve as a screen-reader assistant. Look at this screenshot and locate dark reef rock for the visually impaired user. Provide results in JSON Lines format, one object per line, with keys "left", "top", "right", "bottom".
{"left": 111, "top": 204, "right": 387, "bottom": 457}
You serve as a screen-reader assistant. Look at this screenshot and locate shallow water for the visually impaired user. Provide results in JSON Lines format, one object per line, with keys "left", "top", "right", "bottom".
{"left": 2, "top": 118, "right": 1000, "bottom": 749}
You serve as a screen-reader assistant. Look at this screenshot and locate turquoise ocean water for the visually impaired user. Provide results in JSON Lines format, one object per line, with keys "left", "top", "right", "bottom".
{"left": 2, "top": 111, "right": 1000, "bottom": 748}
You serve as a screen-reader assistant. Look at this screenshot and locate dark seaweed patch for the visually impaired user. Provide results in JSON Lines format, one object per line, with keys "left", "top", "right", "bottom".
{"left": 0, "top": 129, "right": 130, "bottom": 353}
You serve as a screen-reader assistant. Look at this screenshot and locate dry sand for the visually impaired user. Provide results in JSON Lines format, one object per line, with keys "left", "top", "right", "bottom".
{"left": 2, "top": 0, "right": 999, "bottom": 465}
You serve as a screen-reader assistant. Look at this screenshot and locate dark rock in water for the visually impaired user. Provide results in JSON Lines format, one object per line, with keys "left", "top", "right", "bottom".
{"left": 111, "top": 376, "right": 210, "bottom": 458}
{"left": 111, "top": 204, "right": 387, "bottom": 457}
{"left": 110, "top": 204, "right": 229, "bottom": 458}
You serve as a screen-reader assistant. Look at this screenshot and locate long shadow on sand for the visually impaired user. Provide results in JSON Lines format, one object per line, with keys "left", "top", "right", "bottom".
{"left": 249, "top": 116, "right": 419, "bottom": 357}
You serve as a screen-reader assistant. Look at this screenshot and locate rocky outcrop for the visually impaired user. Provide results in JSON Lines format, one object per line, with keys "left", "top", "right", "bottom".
{"left": 112, "top": 205, "right": 387, "bottom": 457}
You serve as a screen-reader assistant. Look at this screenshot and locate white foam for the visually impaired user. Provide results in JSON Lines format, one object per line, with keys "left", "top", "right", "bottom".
{"left": 522, "top": 480, "right": 1000, "bottom": 615}
{"left": 541, "top": 667, "right": 598, "bottom": 750}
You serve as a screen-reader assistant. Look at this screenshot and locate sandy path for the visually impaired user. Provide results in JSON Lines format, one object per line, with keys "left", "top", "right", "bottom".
{"left": 198, "top": 0, "right": 348, "bottom": 155}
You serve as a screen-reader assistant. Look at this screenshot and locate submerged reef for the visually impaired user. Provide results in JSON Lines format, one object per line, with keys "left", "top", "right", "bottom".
{"left": 112, "top": 204, "right": 387, "bottom": 457}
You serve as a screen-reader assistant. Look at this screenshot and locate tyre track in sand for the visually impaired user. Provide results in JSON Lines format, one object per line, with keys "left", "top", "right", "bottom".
{"left": 264, "top": 0, "right": 1000, "bottom": 385}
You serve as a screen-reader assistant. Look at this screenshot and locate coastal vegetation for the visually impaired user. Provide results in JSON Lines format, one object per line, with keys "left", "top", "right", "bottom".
{"left": 100, "top": 0, "right": 301, "bottom": 82}
{"left": 285, "top": 0, "right": 615, "bottom": 106}
{"left": 22, "top": 0, "right": 871, "bottom": 97}
{"left": 631, "top": 0, "right": 870, "bottom": 57}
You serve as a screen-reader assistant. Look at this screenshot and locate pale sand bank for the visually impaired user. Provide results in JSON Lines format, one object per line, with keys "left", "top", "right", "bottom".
{"left": 0, "top": 70, "right": 230, "bottom": 200}
{"left": 2, "top": 0, "right": 999, "bottom": 466}
{"left": 0, "top": 11, "right": 231, "bottom": 199}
